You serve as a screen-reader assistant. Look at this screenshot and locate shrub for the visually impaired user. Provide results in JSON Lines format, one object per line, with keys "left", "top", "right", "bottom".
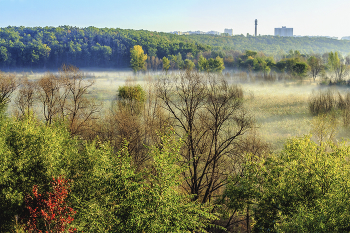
{"left": 117, "top": 84, "right": 146, "bottom": 103}
{"left": 308, "top": 89, "right": 336, "bottom": 115}
{"left": 24, "top": 176, "right": 76, "bottom": 232}
{"left": 337, "top": 92, "right": 350, "bottom": 126}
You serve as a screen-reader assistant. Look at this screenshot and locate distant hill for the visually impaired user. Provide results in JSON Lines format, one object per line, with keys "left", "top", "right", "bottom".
{"left": 1, "top": 26, "right": 349, "bottom": 69}
{"left": 0, "top": 26, "right": 209, "bottom": 69}
{"left": 185, "top": 34, "right": 350, "bottom": 56}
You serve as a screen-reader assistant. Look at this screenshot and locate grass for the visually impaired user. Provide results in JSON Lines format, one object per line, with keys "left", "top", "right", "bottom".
{"left": 242, "top": 83, "right": 313, "bottom": 150}
{"left": 240, "top": 80, "right": 350, "bottom": 150}
{"left": 6, "top": 70, "right": 350, "bottom": 151}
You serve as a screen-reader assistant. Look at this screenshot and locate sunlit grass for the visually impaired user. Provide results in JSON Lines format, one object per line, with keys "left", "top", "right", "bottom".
{"left": 241, "top": 81, "right": 350, "bottom": 150}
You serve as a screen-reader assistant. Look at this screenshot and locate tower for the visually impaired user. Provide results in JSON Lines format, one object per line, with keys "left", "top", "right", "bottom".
{"left": 255, "top": 19, "right": 258, "bottom": 36}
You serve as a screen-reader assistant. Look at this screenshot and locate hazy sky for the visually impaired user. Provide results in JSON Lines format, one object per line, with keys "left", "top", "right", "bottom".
{"left": 1, "top": 0, "right": 349, "bottom": 38}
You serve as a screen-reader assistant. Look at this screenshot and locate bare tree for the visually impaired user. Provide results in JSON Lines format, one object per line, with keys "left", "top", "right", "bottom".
{"left": 36, "top": 73, "right": 68, "bottom": 124}
{"left": 60, "top": 65, "right": 99, "bottom": 136}
{"left": 157, "top": 71, "right": 253, "bottom": 203}
{"left": 15, "top": 77, "right": 36, "bottom": 118}
{"left": 0, "top": 72, "right": 17, "bottom": 111}
{"left": 308, "top": 55, "right": 324, "bottom": 81}
{"left": 98, "top": 79, "right": 172, "bottom": 169}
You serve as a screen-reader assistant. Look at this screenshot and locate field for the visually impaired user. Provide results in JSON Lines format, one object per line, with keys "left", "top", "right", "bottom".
{"left": 8, "top": 69, "right": 350, "bottom": 151}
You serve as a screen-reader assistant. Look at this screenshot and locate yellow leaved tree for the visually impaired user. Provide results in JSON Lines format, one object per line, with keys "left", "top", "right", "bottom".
{"left": 130, "top": 45, "right": 147, "bottom": 73}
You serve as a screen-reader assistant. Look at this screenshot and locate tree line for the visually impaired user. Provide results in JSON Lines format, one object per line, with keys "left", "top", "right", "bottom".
{"left": 133, "top": 44, "right": 350, "bottom": 83}
{"left": 0, "top": 26, "right": 210, "bottom": 69}
{"left": 2, "top": 25, "right": 350, "bottom": 74}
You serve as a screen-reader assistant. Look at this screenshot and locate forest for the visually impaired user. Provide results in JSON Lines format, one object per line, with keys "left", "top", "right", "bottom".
{"left": 0, "top": 26, "right": 210, "bottom": 69}
{"left": 186, "top": 34, "right": 350, "bottom": 56}
{"left": 2, "top": 25, "right": 350, "bottom": 232}
{"left": 1, "top": 26, "right": 350, "bottom": 71}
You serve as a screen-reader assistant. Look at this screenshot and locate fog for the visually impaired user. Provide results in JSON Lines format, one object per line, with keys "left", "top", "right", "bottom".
{"left": 5, "top": 69, "right": 350, "bottom": 150}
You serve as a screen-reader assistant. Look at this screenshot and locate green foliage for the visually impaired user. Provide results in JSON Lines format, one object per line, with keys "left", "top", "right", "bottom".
{"left": 253, "top": 56, "right": 272, "bottom": 75}
{"left": 198, "top": 55, "right": 209, "bottom": 71}
{"left": 308, "top": 55, "right": 324, "bottom": 80}
{"left": 0, "top": 26, "right": 209, "bottom": 69}
{"left": 59, "top": 131, "right": 218, "bottom": 232}
{"left": 117, "top": 84, "right": 146, "bottom": 103}
{"left": 186, "top": 34, "right": 350, "bottom": 56}
{"left": 0, "top": 114, "right": 217, "bottom": 232}
{"left": 245, "top": 50, "right": 257, "bottom": 57}
{"left": 130, "top": 45, "right": 147, "bottom": 72}
{"left": 162, "top": 56, "right": 170, "bottom": 73}
{"left": 328, "top": 51, "right": 340, "bottom": 72}
{"left": 225, "top": 135, "right": 350, "bottom": 232}
{"left": 198, "top": 55, "right": 225, "bottom": 73}
{"left": 276, "top": 57, "right": 309, "bottom": 77}
{"left": 0, "top": 116, "right": 78, "bottom": 232}
{"left": 293, "top": 61, "right": 309, "bottom": 77}
{"left": 208, "top": 56, "right": 225, "bottom": 72}
{"left": 0, "top": 46, "right": 8, "bottom": 63}
{"left": 184, "top": 59, "right": 195, "bottom": 71}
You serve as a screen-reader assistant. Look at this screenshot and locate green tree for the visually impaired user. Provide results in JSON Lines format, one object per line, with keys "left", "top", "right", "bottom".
{"left": 253, "top": 57, "right": 271, "bottom": 77}
{"left": 226, "top": 135, "right": 350, "bottom": 232}
{"left": 308, "top": 55, "right": 324, "bottom": 81}
{"left": 198, "top": 55, "right": 209, "bottom": 72}
{"left": 162, "top": 56, "right": 170, "bottom": 74}
{"left": 69, "top": 131, "right": 219, "bottom": 232}
{"left": 328, "top": 51, "right": 349, "bottom": 81}
{"left": 293, "top": 61, "right": 309, "bottom": 78}
{"left": 130, "top": 45, "right": 147, "bottom": 73}
{"left": 0, "top": 116, "right": 78, "bottom": 232}
{"left": 0, "top": 46, "right": 8, "bottom": 65}
{"left": 175, "top": 52, "right": 184, "bottom": 69}
{"left": 184, "top": 59, "right": 195, "bottom": 71}
{"left": 208, "top": 56, "right": 225, "bottom": 73}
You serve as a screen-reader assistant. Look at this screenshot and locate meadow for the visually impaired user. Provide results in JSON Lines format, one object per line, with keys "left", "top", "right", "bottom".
{"left": 7, "top": 69, "right": 350, "bottom": 151}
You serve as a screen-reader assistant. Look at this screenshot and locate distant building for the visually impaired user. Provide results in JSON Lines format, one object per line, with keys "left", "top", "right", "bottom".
{"left": 171, "top": 31, "right": 182, "bottom": 35}
{"left": 274, "top": 26, "right": 293, "bottom": 37}
{"left": 207, "top": 31, "right": 221, "bottom": 35}
{"left": 188, "top": 31, "right": 206, "bottom": 35}
{"left": 342, "top": 36, "right": 350, "bottom": 40}
{"left": 171, "top": 30, "right": 221, "bottom": 36}
{"left": 224, "top": 28, "right": 233, "bottom": 36}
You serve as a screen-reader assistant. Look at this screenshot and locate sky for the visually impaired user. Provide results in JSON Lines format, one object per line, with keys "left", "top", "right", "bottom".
{"left": 0, "top": 0, "right": 350, "bottom": 38}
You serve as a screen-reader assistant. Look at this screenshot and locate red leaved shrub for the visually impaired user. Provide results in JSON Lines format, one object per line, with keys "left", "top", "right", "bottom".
{"left": 24, "top": 176, "right": 76, "bottom": 233}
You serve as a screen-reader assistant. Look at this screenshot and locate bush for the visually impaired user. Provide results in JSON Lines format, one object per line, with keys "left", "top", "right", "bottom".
{"left": 24, "top": 176, "right": 76, "bottom": 232}
{"left": 337, "top": 92, "right": 350, "bottom": 126}
{"left": 117, "top": 84, "right": 146, "bottom": 103}
{"left": 308, "top": 89, "right": 337, "bottom": 115}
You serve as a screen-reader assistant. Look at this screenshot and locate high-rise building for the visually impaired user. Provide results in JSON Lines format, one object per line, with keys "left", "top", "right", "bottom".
{"left": 255, "top": 19, "right": 258, "bottom": 36}
{"left": 224, "top": 28, "right": 233, "bottom": 36}
{"left": 274, "top": 26, "right": 293, "bottom": 37}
